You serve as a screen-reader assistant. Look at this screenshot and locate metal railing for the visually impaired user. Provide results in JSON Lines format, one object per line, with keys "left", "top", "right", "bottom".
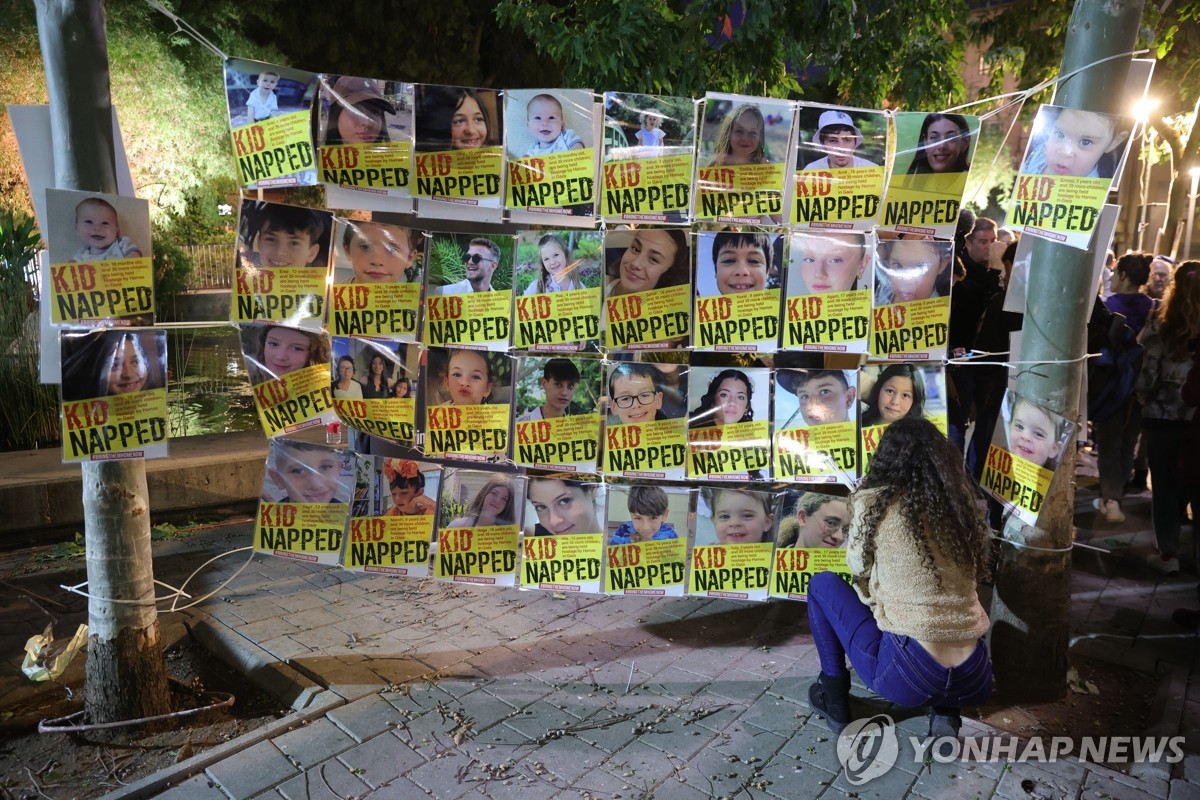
{"left": 184, "top": 243, "right": 235, "bottom": 290}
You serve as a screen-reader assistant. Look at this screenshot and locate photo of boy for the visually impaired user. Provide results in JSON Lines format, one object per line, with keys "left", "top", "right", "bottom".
{"left": 335, "top": 219, "right": 421, "bottom": 284}
{"left": 1000, "top": 393, "right": 1070, "bottom": 470}
{"left": 518, "top": 358, "right": 585, "bottom": 421}
{"left": 1021, "top": 106, "right": 1132, "bottom": 180}
{"left": 787, "top": 231, "right": 871, "bottom": 295}
{"left": 606, "top": 362, "right": 686, "bottom": 425}
{"left": 873, "top": 237, "right": 952, "bottom": 305}
{"left": 246, "top": 70, "right": 279, "bottom": 121}
{"left": 803, "top": 110, "right": 878, "bottom": 170}
{"left": 237, "top": 201, "right": 332, "bottom": 269}
{"left": 776, "top": 369, "right": 858, "bottom": 429}
{"left": 263, "top": 441, "right": 352, "bottom": 504}
{"left": 608, "top": 486, "right": 679, "bottom": 545}
{"left": 698, "top": 230, "right": 774, "bottom": 296}
{"left": 431, "top": 236, "right": 505, "bottom": 295}
{"left": 225, "top": 60, "right": 317, "bottom": 129}
{"left": 71, "top": 197, "right": 143, "bottom": 261}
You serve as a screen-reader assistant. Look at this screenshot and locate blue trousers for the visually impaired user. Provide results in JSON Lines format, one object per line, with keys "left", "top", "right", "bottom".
{"left": 807, "top": 571, "right": 993, "bottom": 710}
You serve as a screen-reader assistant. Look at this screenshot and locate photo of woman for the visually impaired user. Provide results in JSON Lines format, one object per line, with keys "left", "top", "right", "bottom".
{"left": 603, "top": 228, "right": 691, "bottom": 297}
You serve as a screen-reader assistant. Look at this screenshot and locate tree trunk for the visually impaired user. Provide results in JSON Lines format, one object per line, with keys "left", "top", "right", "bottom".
{"left": 989, "top": 0, "right": 1144, "bottom": 703}
{"left": 1156, "top": 101, "right": 1200, "bottom": 259}
{"left": 34, "top": 0, "right": 171, "bottom": 725}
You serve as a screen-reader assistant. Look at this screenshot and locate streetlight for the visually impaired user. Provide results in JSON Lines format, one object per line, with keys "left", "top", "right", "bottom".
{"left": 1132, "top": 98, "right": 1160, "bottom": 251}
{"left": 1186, "top": 166, "right": 1200, "bottom": 261}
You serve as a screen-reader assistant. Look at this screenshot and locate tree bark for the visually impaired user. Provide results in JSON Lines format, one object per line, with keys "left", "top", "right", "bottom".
{"left": 34, "top": 0, "right": 171, "bottom": 725}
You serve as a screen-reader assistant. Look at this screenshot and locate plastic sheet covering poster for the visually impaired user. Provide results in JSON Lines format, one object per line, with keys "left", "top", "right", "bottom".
{"left": 240, "top": 323, "right": 337, "bottom": 437}
{"left": 328, "top": 217, "right": 424, "bottom": 341}
{"left": 45, "top": 189, "right": 153, "bottom": 327}
{"left": 423, "top": 232, "right": 515, "bottom": 351}
{"left": 520, "top": 476, "right": 606, "bottom": 594}
{"left": 59, "top": 329, "right": 168, "bottom": 462}
{"left": 225, "top": 58, "right": 318, "bottom": 188}
{"left": 858, "top": 363, "right": 947, "bottom": 474}
{"left": 422, "top": 348, "right": 512, "bottom": 464}
{"left": 604, "top": 361, "right": 688, "bottom": 480}
{"left": 256, "top": 440, "right": 353, "bottom": 565}
{"left": 689, "top": 487, "right": 778, "bottom": 601}
{"left": 601, "top": 92, "right": 695, "bottom": 224}
{"left": 695, "top": 93, "right": 794, "bottom": 224}
{"left": 782, "top": 230, "right": 872, "bottom": 354}
{"left": 981, "top": 390, "right": 1076, "bottom": 527}
{"left": 331, "top": 337, "right": 418, "bottom": 446}
{"left": 505, "top": 89, "right": 597, "bottom": 217}
{"left": 881, "top": 112, "right": 979, "bottom": 239}
{"left": 436, "top": 468, "right": 524, "bottom": 586}
{"left": 604, "top": 484, "right": 691, "bottom": 597}
{"left": 773, "top": 367, "right": 858, "bottom": 485}
{"left": 869, "top": 236, "right": 952, "bottom": 362}
{"left": 692, "top": 229, "right": 782, "bottom": 352}
{"left": 1009, "top": 105, "right": 1134, "bottom": 250}
{"left": 316, "top": 75, "right": 414, "bottom": 198}
{"left": 686, "top": 365, "right": 771, "bottom": 482}
{"left": 413, "top": 85, "right": 504, "bottom": 209}
{"left": 512, "top": 229, "right": 603, "bottom": 352}
{"left": 512, "top": 355, "right": 602, "bottom": 473}
{"left": 601, "top": 228, "right": 691, "bottom": 351}
{"left": 768, "top": 488, "right": 852, "bottom": 601}
{"left": 342, "top": 457, "right": 438, "bottom": 577}
{"left": 232, "top": 200, "right": 333, "bottom": 330}
{"left": 790, "top": 104, "right": 887, "bottom": 230}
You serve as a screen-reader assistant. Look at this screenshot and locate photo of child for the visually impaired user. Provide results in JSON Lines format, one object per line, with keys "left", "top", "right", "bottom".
{"left": 506, "top": 90, "right": 592, "bottom": 160}
{"left": 602, "top": 92, "right": 696, "bottom": 161}
{"left": 515, "top": 231, "right": 603, "bottom": 296}
{"left": 241, "top": 324, "right": 330, "bottom": 386}
{"left": 901, "top": 113, "right": 975, "bottom": 175}
{"left": 381, "top": 458, "right": 437, "bottom": 517}
{"left": 606, "top": 362, "right": 686, "bottom": 425}
{"left": 696, "top": 230, "right": 777, "bottom": 296}
{"left": 800, "top": 109, "right": 881, "bottom": 170}
{"left": 704, "top": 103, "right": 769, "bottom": 167}
{"left": 1021, "top": 106, "right": 1132, "bottom": 180}
{"left": 775, "top": 369, "right": 858, "bottom": 430}
{"left": 444, "top": 472, "right": 519, "bottom": 529}
{"left": 602, "top": 228, "right": 691, "bottom": 297}
{"left": 695, "top": 488, "right": 777, "bottom": 546}
{"left": 525, "top": 477, "right": 604, "bottom": 537}
{"left": 262, "top": 440, "right": 353, "bottom": 504}
{"left": 71, "top": 197, "right": 142, "bottom": 261}
{"left": 858, "top": 364, "right": 947, "bottom": 429}
{"left": 46, "top": 190, "right": 151, "bottom": 269}
{"left": 636, "top": 112, "right": 666, "bottom": 150}
{"left": 237, "top": 200, "right": 332, "bottom": 270}
{"left": 319, "top": 75, "right": 411, "bottom": 147}
{"left": 414, "top": 85, "right": 503, "bottom": 152}
{"left": 873, "top": 237, "right": 952, "bottom": 305}
{"left": 246, "top": 70, "right": 279, "bottom": 122}
{"left": 777, "top": 490, "right": 851, "bottom": 549}
{"left": 607, "top": 485, "right": 680, "bottom": 545}
{"left": 787, "top": 231, "right": 872, "bottom": 295}
{"left": 224, "top": 59, "right": 317, "bottom": 130}
{"left": 333, "top": 218, "right": 422, "bottom": 284}
{"left": 998, "top": 392, "right": 1072, "bottom": 470}
{"left": 516, "top": 358, "right": 598, "bottom": 421}
{"left": 60, "top": 329, "right": 167, "bottom": 402}
{"left": 424, "top": 348, "right": 512, "bottom": 408}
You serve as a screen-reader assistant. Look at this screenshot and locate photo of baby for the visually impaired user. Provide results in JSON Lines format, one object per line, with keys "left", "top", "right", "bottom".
{"left": 46, "top": 189, "right": 151, "bottom": 267}
{"left": 505, "top": 89, "right": 593, "bottom": 160}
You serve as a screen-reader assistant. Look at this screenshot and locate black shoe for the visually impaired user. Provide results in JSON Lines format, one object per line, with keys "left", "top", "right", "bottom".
{"left": 808, "top": 672, "right": 852, "bottom": 733}
{"left": 1126, "top": 471, "right": 1148, "bottom": 493}
{"left": 928, "top": 708, "right": 962, "bottom": 739}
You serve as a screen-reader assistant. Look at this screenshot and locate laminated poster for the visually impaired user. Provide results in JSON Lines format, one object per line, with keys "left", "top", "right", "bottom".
{"left": 601, "top": 92, "right": 695, "bottom": 224}
{"left": 790, "top": 105, "right": 887, "bottom": 230}
{"left": 45, "top": 189, "right": 153, "bottom": 327}
{"left": 512, "top": 356, "right": 602, "bottom": 473}
{"left": 424, "top": 232, "right": 515, "bottom": 351}
{"left": 1010, "top": 105, "right": 1133, "bottom": 250}
{"left": 512, "top": 230, "right": 603, "bottom": 352}
{"left": 423, "top": 348, "right": 512, "bottom": 464}
{"left": 767, "top": 489, "right": 852, "bottom": 601}
{"left": 686, "top": 366, "right": 772, "bottom": 482}
{"left": 59, "top": 329, "right": 168, "bottom": 462}
{"left": 317, "top": 75, "right": 414, "bottom": 198}
{"left": 520, "top": 476, "right": 606, "bottom": 594}
{"left": 695, "top": 93, "right": 794, "bottom": 224}
{"left": 331, "top": 337, "right": 418, "bottom": 446}
{"left": 328, "top": 218, "right": 424, "bottom": 341}
{"left": 232, "top": 200, "right": 333, "bottom": 329}
{"left": 602, "top": 228, "right": 691, "bottom": 351}
{"left": 881, "top": 112, "right": 979, "bottom": 239}
{"left": 256, "top": 441, "right": 354, "bottom": 565}
{"left": 981, "top": 390, "right": 1075, "bottom": 527}
{"left": 225, "top": 58, "right": 318, "bottom": 188}
{"left": 505, "top": 89, "right": 597, "bottom": 217}
{"left": 604, "top": 484, "right": 691, "bottom": 597}
{"left": 435, "top": 469, "right": 524, "bottom": 586}
{"left": 604, "top": 362, "right": 689, "bottom": 481}
{"left": 240, "top": 324, "right": 337, "bottom": 437}
{"left": 688, "top": 488, "right": 778, "bottom": 601}
{"left": 692, "top": 230, "right": 782, "bottom": 352}
{"left": 782, "top": 230, "right": 873, "bottom": 354}
{"left": 869, "top": 237, "right": 952, "bottom": 362}
{"left": 342, "top": 457, "right": 438, "bottom": 577}
{"left": 858, "top": 364, "right": 948, "bottom": 474}
{"left": 413, "top": 85, "right": 505, "bottom": 209}
{"left": 772, "top": 368, "right": 858, "bottom": 485}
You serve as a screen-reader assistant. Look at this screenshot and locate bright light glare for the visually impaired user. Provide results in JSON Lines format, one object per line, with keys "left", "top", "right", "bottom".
{"left": 1131, "top": 97, "right": 1160, "bottom": 123}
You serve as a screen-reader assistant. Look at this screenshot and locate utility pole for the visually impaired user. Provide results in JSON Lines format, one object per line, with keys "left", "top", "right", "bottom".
{"left": 989, "top": 0, "right": 1145, "bottom": 702}
{"left": 34, "top": 0, "right": 171, "bottom": 724}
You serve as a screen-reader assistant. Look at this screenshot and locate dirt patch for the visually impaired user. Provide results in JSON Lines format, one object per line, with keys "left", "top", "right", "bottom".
{"left": 0, "top": 635, "right": 289, "bottom": 799}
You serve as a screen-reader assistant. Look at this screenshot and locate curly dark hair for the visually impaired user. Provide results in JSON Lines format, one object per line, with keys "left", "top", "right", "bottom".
{"left": 851, "top": 417, "right": 991, "bottom": 593}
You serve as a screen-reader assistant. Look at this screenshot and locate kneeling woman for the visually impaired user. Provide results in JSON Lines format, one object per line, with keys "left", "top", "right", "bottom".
{"left": 807, "top": 417, "right": 993, "bottom": 738}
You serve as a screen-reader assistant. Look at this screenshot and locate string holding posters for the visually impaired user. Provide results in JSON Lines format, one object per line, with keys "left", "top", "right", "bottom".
{"left": 782, "top": 229, "right": 873, "bottom": 353}
{"left": 604, "top": 484, "right": 691, "bottom": 597}
{"left": 504, "top": 89, "right": 597, "bottom": 219}
{"left": 981, "top": 390, "right": 1075, "bottom": 527}
{"left": 224, "top": 58, "right": 318, "bottom": 188}
{"left": 772, "top": 365, "right": 859, "bottom": 485}
{"left": 316, "top": 75, "right": 414, "bottom": 199}
{"left": 790, "top": 105, "right": 887, "bottom": 230}
{"left": 436, "top": 468, "right": 524, "bottom": 586}
{"left": 692, "top": 229, "right": 782, "bottom": 352}
{"left": 331, "top": 336, "right": 419, "bottom": 447}
{"left": 45, "top": 189, "right": 154, "bottom": 327}
{"left": 240, "top": 323, "right": 337, "bottom": 437}
{"left": 694, "top": 93, "right": 794, "bottom": 224}
{"left": 256, "top": 440, "right": 353, "bottom": 565}
{"left": 520, "top": 476, "right": 606, "bottom": 594}
{"left": 343, "top": 457, "right": 438, "bottom": 577}
{"left": 881, "top": 112, "right": 979, "bottom": 239}
{"left": 1010, "top": 105, "right": 1134, "bottom": 250}
{"left": 512, "top": 230, "right": 602, "bottom": 352}
{"left": 689, "top": 487, "right": 778, "bottom": 601}
{"left": 59, "top": 329, "right": 168, "bottom": 462}
{"left": 601, "top": 92, "right": 695, "bottom": 224}
{"left": 686, "top": 365, "right": 772, "bottom": 482}
{"left": 858, "top": 364, "right": 948, "bottom": 474}
{"left": 413, "top": 85, "right": 505, "bottom": 211}
{"left": 869, "top": 236, "right": 952, "bottom": 361}
{"left": 232, "top": 200, "right": 333, "bottom": 329}
{"left": 768, "top": 488, "right": 852, "bottom": 601}
{"left": 604, "top": 362, "right": 689, "bottom": 481}
{"left": 512, "top": 356, "right": 602, "bottom": 473}
{"left": 328, "top": 217, "right": 423, "bottom": 341}
{"left": 423, "top": 348, "right": 512, "bottom": 464}
{"left": 423, "top": 232, "right": 515, "bottom": 351}
{"left": 602, "top": 228, "right": 691, "bottom": 351}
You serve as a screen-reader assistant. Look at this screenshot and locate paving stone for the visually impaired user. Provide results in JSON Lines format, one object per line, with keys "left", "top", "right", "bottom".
{"left": 993, "top": 760, "right": 1082, "bottom": 800}
{"left": 274, "top": 758, "right": 372, "bottom": 800}
{"left": 740, "top": 690, "right": 809, "bottom": 736}
{"left": 270, "top": 589, "right": 333, "bottom": 613}
{"left": 477, "top": 678, "right": 554, "bottom": 711}
{"left": 256, "top": 634, "right": 315, "bottom": 662}
{"left": 1080, "top": 767, "right": 1161, "bottom": 800}
{"left": 911, "top": 759, "right": 1001, "bottom": 800}
{"left": 205, "top": 740, "right": 299, "bottom": 799}
{"left": 713, "top": 725, "right": 789, "bottom": 766}
{"left": 496, "top": 698, "right": 590, "bottom": 743}
{"left": 644, "top": 775, "right": 718, "bottom": 799}
{"left": 405, "top": 748, "right": 478, "bottom": 799}
{"left": 1170, "top": 777, "right": 1200, "bottom": 800}
{"left": 456, "top": 687, "right": 526, "bottom": 733}
{"left": 336, "top": 730, "right": 426, "bottom": 789}
{"left": 155, "top": 772, "right": 234, "bottom": 800}
{"left": 519, "top": 733, "right": 612, "bottom": 784}
{"left": 327, "top": 693, "right": 406, "bottom": 742}
{"left": 778, "top": 717, "right": 846, "bottom": 775}
{"left": 237, "top": 616, "right": 302, "bottom": 642}
{"left": 703, "top": 671, "right": 771, "bottom": 704}
{"left": 605, "top": 739, "right": 690, "bottom": 787}
{"left": 273, "top": 717, "right": 357, "bottom": 769}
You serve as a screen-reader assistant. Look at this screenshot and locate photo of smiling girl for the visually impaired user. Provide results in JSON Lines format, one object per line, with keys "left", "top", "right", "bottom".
{"left": 423, "top": 348, "right": 512, "bottom": 464}
{"left": 602, "top": 228, "right": 692, "bottom": 350}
